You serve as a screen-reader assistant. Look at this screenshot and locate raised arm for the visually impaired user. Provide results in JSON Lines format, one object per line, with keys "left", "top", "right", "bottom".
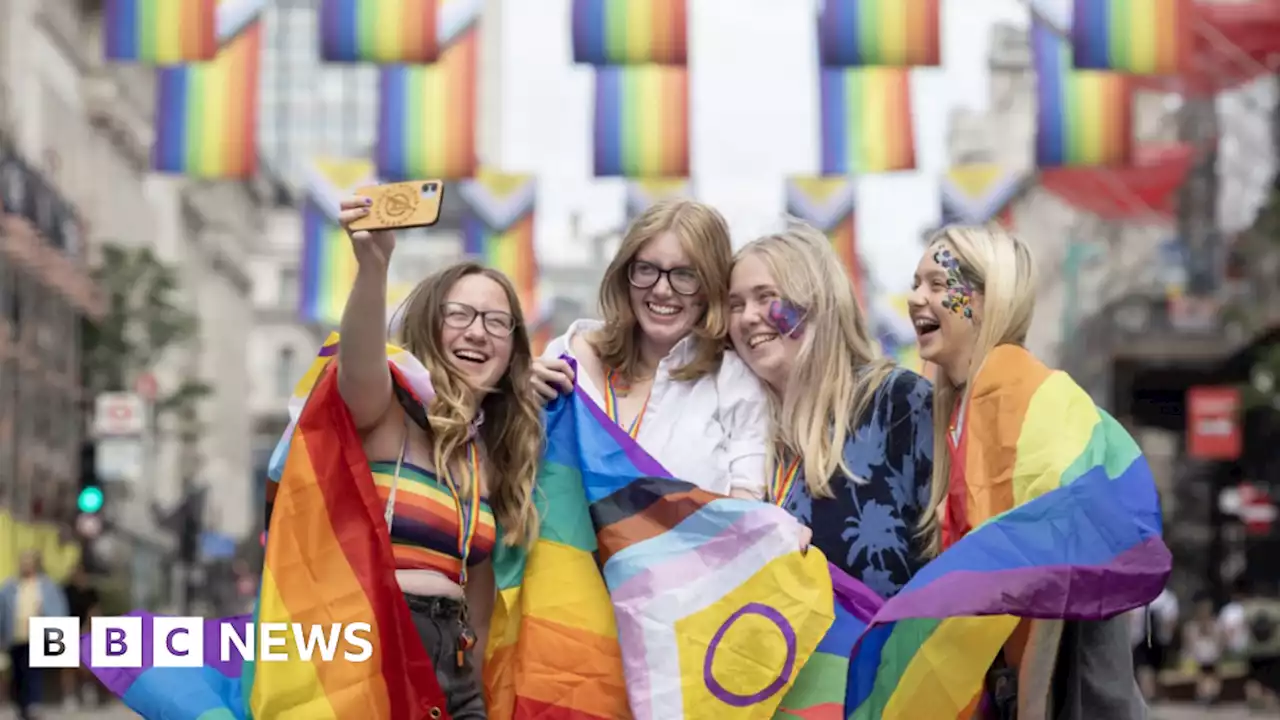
{"left": 336, "top": 196, "right": 396, "bottom": 431}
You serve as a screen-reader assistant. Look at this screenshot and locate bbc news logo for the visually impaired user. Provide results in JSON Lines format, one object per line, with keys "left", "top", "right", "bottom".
{"left": 29, "top": 617, "right": 373, "bottom": 668}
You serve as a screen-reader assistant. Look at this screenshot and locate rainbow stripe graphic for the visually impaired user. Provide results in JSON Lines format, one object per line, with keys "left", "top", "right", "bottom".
{"left": 1071, "top": 0, "right": 1192, "bottom": 75}
{"left": 458, "top": 173, "right": 539, "bottom": 319}
{"left": 152, "top": 21, "right": 261, "bottom": 178}
{"left": 818, "top": 0, "right": 942, "bottom": 67}
{"left": 103, "top": 0, "right": 217, "bottom": 63}
{"left": 625, "top": 178, "right": 692, "bottom": 222}
{"left": 1033, "top": 19, "right": 1133, "bottom": 167}
{"left": 571, "top": 0, "right": 687, "bottom": 66}
{"left": 844, "top": 346, "right": 1171, "bottom": 718}
{"left": 594, "top": 65, "right": 689, "bottom": 178}
{"left": 299, "top": 203, "right": 357, "bottom": 326}
{"left": 319, "top": 0, "right": 439, "bottom": 63}
{"left": 784, "top": 176, "right": 867, "bottom": 309}
{"left": 939, "top": 164, "right": 1027, "bottom": 225}
{"left": 820, "top": 67, "right": 916, "bottom": 174}
{"left": 376, "top": 27, "right": 479, "bottom": 180}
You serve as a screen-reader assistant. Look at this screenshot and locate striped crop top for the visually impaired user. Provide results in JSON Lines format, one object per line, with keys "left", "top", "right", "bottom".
{"left": 369, "top": 460, "right": 497, "bottom": 583}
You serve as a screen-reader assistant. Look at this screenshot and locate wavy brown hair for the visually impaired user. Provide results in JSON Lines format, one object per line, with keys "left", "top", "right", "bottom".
{"left": 588, "top": 198, "right": 733, "bottom": 381}
{"left": 398, "top": 261, "right": 542, "bottom": 548}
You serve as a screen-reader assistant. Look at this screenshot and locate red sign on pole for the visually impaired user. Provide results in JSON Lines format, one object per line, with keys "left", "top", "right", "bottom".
{"left": 1187, "top": 385, "right": 1242, "bottom": 460}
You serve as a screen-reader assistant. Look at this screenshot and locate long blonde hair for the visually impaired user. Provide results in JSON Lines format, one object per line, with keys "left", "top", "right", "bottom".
{"left": 735, "top": 224, "right": 896, "bottom": 498}
{"left": 589, "top": 199, "right": 733, "bottom": 381}
{"left": 398, "top": 261, "right": 543, "bottom": 548}
{"left": 918, "top": 226, "right": 1037, "bottom": 557}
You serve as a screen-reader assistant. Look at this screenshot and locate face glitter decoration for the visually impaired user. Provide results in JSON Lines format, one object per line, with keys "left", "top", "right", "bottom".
{"left": 935, "top": 248, "right": 974, "bottom": 320}
{"left": 767, "top": 299, "right": 807, "bottom": 338}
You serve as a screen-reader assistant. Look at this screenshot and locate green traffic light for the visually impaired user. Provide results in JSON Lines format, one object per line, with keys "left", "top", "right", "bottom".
{"left": 78, "top": 487, "right": 104, "bottom": 514}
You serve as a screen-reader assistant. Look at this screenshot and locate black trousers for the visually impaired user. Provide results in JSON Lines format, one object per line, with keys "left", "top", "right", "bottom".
{"left": 8, "top": 643, "right": 37, "bottom": 718}
{"left": 405, "top": 594, "right": 486, "bottom": 720}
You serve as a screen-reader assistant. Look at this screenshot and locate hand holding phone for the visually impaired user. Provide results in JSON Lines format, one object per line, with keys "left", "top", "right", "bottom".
{"left": 347, "top": 180, "right": 445, "bottom": 232}
{"left": 338, "top": 196, "right": 396, "bottom": 270}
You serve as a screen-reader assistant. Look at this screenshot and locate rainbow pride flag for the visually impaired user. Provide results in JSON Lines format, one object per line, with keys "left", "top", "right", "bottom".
{"left": 870, "top": 293, "right": 921, "bottom": 373}
{"left": 939, "top": 164, "right": 1027, "bottom": 225}
{"left": 297, "top": 157, "right": 378, "bottom": 326}
{"left": 1071, "top": 0, "right": 1192, "bottom": 75}
{"left": 376, "top": 27, "right": 479, "bottom": 180}
{"left": 571, "top": 0, "right": 687, "bottom": 66}
{"left": 320, "top": 0, "right": 439, "bottom": 63}
{"left": 458, "top": 172, "right": 539, "bottom": 321}
{"left": 103, "top": 0, "right": 217, "bottom": 63}
{"left": 1033, "top": 18, "right": 1133, "bottom": 167}
{"left": 820, "top": 67, "right": 916, "bottom": 174}
{"left": 844, "top": 345, "right": 1171, "bottom": 719}
{"left": 152, "top": 21, "right": 261, "bottom": 178}
{"left": 487, "top": 363, "right": 838, "bottom": 719}
{"left": 594, "top": 65, "right": 689, "bottom": 178}
{"left": 624, "top": 178, "right": 693, "bottom": 222}
{"left": 818, "top": 0, "right": 942, "bottom": 67}
{"left": 784, "top": 176, "right": 867, "bottom": 309}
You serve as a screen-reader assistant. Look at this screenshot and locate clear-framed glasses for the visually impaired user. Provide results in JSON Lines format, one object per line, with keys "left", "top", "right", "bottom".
{"left": 442, "top": 302, "right": 517, "bottom": 338}
{"left": 628, "top": 261, "right": 701, "bottom": 296}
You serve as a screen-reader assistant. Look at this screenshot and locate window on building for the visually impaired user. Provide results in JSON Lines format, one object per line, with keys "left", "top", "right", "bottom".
{"left": 276, "top": 346, "right": 296, "bottom": 397}
{"left": 278, "top": 267, "right": 298, "bottom": 310}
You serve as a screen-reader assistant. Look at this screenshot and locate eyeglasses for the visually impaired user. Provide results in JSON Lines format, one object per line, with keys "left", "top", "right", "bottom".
{"left": 628, "top": 261, "right": 701, "bottom": 296}
{"left": 442, "top": 302, "right": 517, "bottom": 338}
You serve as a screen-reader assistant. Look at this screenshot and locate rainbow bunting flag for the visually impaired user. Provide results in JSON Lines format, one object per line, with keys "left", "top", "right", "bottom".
{"left": 820, "top": 67, "right": 916, "bottom": 175}
{"left": 152, "top": 21, "right": 261, "bottom": 178}
{"left": 1071, "top": 0, "right": 1192, "bottom": 75}
{"left": 486, "top": 362, "right": 837, "bottom": 719}
{"left": 297, "top": 158, "right": 379, "bottom": 326}
{"left": 319, "top": 0, "right": 439, "bottom": 63}
{"left": 571, "top": 0, "right": 688, "bottom": 66}
{"left": 1033, "top": 19, "right": 1133, "bottom": 168}
{"left": 870, "top": 293, "right": 922, "bottom": 373}
{"left": 87, "top": 334, "right": 449, "bottom": 719}
{"left": 844, "top": 345, "right": 1171, "bottom": 719}
{"left": 458, "top": 172, "right": 539, "bottom": 318}
{"left": 376, "top": 27, "right": 479, "bottom": 180}
{"left": 939, "top": 164, "right": 1027, "bottom": 225}
{"left": 103, "top": 0, "right": 217, "bottom": 63}
{"left": 818, "top": 0, "right": 942, "bottom": 67}
{"left": 594, "top": 65, "right": 690, "bottom": 178}
{"left": 624, "top": 178, "right": 693, "bottom": 222}
{"left": 784, "top": 176, "right": 867, "bottom": 309}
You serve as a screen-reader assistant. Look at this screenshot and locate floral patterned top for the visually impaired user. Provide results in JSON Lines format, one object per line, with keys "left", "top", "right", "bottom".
{"left": 781, "top": 368, "right": 934, "bottom": 599}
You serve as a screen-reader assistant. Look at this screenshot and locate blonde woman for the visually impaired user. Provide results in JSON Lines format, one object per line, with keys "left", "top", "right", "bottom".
{"left": 334, "top": 197, "right": 545, "bottom": 718}
{"left": 909, "top": 225, "right": 1148, "bottom": 718}
{"left": 530, "top": 199, "right": 770, "bottom": 497}
{"left": 725, "top": 224, "right": 934, "bottom": 598}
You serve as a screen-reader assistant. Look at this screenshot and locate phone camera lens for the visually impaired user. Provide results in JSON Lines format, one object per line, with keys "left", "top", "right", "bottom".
{"left": 421, "top": 182, "right": 438, "bottom": 195}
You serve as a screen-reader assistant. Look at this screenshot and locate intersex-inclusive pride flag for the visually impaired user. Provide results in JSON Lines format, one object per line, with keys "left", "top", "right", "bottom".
{"left": 298, "top": 157, "right": 380, "bottom": 326}
{"left": 784, "top": 176, "right": 866, "bottom": 309}
{"left": 817, "top": 0, "right": 942, "bottom": 67}
{"left": 486, "top": 362, "right": 838, "bottom": 719}
{"left": 88, "top": 334, "right": 448, "bottom": 719}
{"left": 844, "top": 345, "right": 1171, "bottom": 719}
{"left": 939, "top": 164, "right": 1026, "bottom": 226}
{"left": 1070, "top": 0, "right": 1193, "bottom": 75}
{"left": 624, "top": 178, "right": 693, "bottom": 223}
{"left": 571, "top": 0, "right": 688, "bottom": 66}
{"left": 458, "top": 172, "right": 539, "bottom": 319}
{"left": 320, "top": 0, "right": 440, "bottom": 63}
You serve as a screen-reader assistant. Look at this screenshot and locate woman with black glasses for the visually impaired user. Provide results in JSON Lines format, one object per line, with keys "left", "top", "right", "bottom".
{"left": 530, "top": 199, "right": 773, "bottom": 499}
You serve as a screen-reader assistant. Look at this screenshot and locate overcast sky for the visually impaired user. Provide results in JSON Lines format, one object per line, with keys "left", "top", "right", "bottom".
{"left": 496, "top": 0, "right": 1032, "bottom": 295}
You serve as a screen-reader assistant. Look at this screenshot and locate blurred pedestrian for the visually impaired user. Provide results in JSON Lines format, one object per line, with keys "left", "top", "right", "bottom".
{"left": 1130, "top": 586, "right": 1179, "bottom": 701}
{"left": 1184, "top": 595, "right": 1224, "bottom": 706}
{"left": 60, "top": 564, "right": 100, "bottom": 709}
{"left": 0, "top": 550, "right": 69, "bottom": 720}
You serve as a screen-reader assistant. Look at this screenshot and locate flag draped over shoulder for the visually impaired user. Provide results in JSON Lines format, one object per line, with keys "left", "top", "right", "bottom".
{"left": 86, "top": 332, "right": 451, "bottom": 720}
{"left": 486, "top": 360, "right": 837, "bottom": 719}
{"left": 844, "top": 345, "right": 1172, "bottom": 719}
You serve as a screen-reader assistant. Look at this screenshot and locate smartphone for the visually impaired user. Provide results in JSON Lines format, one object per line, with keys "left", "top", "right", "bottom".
{"left": 348, "top": 180, "right": 445, "bottom": 231}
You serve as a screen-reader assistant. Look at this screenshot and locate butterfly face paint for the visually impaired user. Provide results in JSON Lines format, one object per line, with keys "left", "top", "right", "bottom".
{"left": 934, "top": 248, "right": 975, "bottom": 320}
{"left": 767, "top": 299, "right": 807, "bottom": 338}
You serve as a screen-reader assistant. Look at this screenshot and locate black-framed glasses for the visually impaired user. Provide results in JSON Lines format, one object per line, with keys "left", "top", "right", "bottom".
{"left": 442, "top": 302, "right": 517, "bottom": 338}
{"left": 628, "top": 261, "right": 701, "bottom": 296}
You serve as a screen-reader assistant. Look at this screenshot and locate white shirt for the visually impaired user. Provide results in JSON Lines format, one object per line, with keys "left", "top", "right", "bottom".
{"left": 543, "top": 319, "right": 769, "bottom": 496}
{"left": 1220, "top": 602, "right": 1249, "bottom": 653}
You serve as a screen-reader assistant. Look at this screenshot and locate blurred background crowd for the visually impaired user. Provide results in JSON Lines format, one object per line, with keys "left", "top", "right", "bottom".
{"left": 1, "top": 0, "right": 1280, "bottom": 717}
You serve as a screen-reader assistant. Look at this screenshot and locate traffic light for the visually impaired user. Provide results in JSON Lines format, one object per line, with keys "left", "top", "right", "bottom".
{"left": 78, "top": 442, "right": 104, "bottom": 515}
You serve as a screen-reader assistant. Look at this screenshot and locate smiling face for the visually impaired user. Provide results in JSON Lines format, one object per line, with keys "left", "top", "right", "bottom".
{"left": 908, "top": 242, "right": 983, "bottom": 383}
{"left": 628, "top": 231, "right": 707, "bottom": 351}
{"left": 728, "top": 252, "right": 803, "bottom": 391}
{"left": 439, "top": 274, "right": 516, "bottom": 393}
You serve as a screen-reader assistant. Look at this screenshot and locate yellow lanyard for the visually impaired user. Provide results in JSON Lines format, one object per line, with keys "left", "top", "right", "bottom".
{"left": 769, "top": 454, "right": 802, "bottom": 507}
{"left": 439, "top": 443, "right": 482, "bottom": 587}
{"left": 603, "top": 369, "right": 650, "bottom": 439}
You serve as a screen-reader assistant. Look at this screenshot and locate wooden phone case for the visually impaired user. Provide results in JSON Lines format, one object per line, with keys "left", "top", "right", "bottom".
{"left": 348, "top": 180, "right": 445, "bottom": 231}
